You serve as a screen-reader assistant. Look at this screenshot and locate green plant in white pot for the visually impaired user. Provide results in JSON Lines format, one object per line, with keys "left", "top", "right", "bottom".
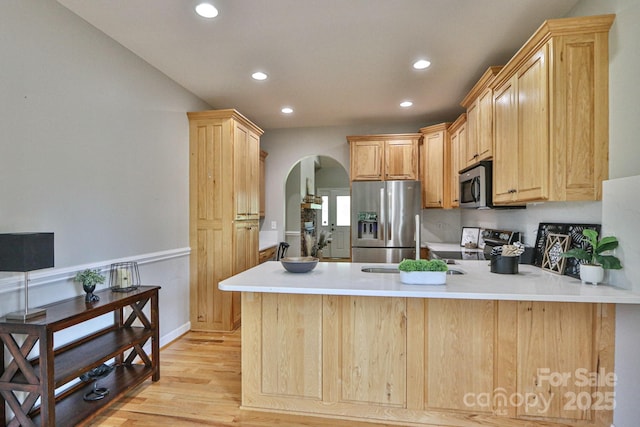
{"left": 561, "top": 229, "right": 622, "bottom": 285}
{"left": 398, "top": 259, "right": 449, "bottom": 285}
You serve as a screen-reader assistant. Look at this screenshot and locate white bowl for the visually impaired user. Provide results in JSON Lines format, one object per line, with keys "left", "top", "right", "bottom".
{"left": 280, "top": 257, "right": 319, "bottom": 273}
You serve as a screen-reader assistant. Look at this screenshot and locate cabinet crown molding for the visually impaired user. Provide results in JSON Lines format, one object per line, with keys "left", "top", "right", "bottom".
{"left": 460, "top": 66, "right": 503, "bottom": 108}
{"left": 419, "top": 122, "right": 451, "bottom": 134}
{"left": 491, "top": 14, "right": 615, "bottom": 90}
{"left": 448, "top": 113, "right": 467, "bottom": 133}
{"left": 187, "top": 108, "right": 264, "bottom": 136}
{"left": 346, "top": 133, "right": 422, "bottom": 143}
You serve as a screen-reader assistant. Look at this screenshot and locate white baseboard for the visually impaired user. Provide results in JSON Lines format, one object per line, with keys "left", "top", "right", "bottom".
{"left": 160, "top": 321, "right": 191, "bottom": 348}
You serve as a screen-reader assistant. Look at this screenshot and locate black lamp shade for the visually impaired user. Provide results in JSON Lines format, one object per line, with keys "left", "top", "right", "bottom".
{"left": 0, "top": 233, "right": 54, "bottom": 272}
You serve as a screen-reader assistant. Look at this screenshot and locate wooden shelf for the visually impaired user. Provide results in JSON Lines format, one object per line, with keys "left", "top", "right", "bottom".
{"left": 11, "top": 327, "right": 153, "bottom": 388}
{"left": 0, "top": 286, "right": 160, "bottom": 426}
{"left": 31, "top": 364, "right": 153, "bottom": 426}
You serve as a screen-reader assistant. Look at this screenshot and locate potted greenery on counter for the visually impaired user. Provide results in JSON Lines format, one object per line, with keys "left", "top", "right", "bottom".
{"left": 398, "top": 259, "right": 449, "bottom": 285}
{"left": 561, "top": 229, "right": 622, "bottom": 285}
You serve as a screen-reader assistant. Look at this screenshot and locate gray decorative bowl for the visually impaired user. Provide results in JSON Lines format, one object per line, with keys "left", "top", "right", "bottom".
{"left": 281, "top": 256, "right": 319, "bottom": 273}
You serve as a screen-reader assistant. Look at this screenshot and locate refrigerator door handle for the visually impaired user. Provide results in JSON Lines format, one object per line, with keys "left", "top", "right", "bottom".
{"left": 388, "top": 190, "right": 393, "bottom": 241}
{"left": 379, "top": 188, "right": 385, "bottom": 242}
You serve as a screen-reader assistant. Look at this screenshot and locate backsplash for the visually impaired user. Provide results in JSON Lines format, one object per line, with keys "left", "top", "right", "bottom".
{"left": 461, "top": 202, "right": 603, "bottom": 246}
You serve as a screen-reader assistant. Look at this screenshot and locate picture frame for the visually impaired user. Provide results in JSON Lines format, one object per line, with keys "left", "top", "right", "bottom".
{"left": 460, "top": 227, "right": 480, "bottom": 248}
{"left": 533, "top": 223, "right": 601, "bottom": 278}
{"left": 541, "top": 233, "right": 571, "bottom": 274}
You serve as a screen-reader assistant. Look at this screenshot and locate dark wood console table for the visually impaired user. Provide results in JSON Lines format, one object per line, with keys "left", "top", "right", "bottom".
{"left": 0, "top": 285, "right": 160, "bottom": 426}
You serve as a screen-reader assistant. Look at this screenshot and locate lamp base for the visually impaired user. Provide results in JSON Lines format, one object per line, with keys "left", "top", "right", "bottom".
{"left": 5, "top": 307, "right": 47, "bottom": 321}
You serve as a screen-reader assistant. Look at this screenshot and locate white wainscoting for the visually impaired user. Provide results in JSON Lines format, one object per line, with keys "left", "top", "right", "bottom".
{"left": 0, "top": 247, "right": 191, "bottom": 349}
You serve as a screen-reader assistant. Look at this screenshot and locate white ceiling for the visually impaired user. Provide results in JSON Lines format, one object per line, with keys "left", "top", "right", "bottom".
{"left": 57, "top": 0, "right": 580, "bottom": 130}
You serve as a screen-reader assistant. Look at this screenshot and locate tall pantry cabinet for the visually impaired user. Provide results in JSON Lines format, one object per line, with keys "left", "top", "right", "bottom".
{"left": 188, "top": 109, "right": 263, "bottom": 331}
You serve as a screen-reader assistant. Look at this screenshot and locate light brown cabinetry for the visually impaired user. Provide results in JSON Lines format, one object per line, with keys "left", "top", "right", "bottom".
{"left": 242, "top": 294, "right": 614, "bottom": 427}
{"left": 188, "top": 109, "right": 263, "bottom": 331}
{"left": 491, "top": 14, "right": 614, "bottom": 205}
{"left": 419, "top": 123, "right": 450, "bottom": 208}
{"left": 460, "top": 66, "right": 502, "bottom": 169}
{"left": 347, "top": 134, "right": 421, "bottom": 181}
{"left": 259, "top": 150, "right": 268, "bottom": 217}
{"left": 447, "top": 114, "right": 466, "bottom": 207}
{"left": 258, "top": 245, "right": 276, "bottom": 264}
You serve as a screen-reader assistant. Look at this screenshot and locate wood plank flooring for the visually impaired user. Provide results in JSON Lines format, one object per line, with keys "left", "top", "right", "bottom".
{"left": 87, "top": 330, "right": 384, "bottom": 427}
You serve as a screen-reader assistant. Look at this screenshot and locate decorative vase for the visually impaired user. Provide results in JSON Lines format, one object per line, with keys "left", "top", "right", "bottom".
{"left": 580, "top": 264, "right": 604, "bottom": 285}
{"left": 83, "top": 283, "right": 100, "bottom": 302}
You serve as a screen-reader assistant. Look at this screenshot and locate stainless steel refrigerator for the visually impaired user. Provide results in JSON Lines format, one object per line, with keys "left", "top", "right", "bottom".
{"left": 351, "top": 180, "right": 421, "bottom": 263}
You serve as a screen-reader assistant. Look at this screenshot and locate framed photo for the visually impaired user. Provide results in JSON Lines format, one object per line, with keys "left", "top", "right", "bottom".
{"left": 541, "top": 233, "right": 571, "bottom": 274}
{"left": 460, "top": 227, "right": 480, "bottom": 248}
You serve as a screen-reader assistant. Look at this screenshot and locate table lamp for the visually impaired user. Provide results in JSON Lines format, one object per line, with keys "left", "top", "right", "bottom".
{"left": 0, "top": 232, "right": 54, "bottom": 321}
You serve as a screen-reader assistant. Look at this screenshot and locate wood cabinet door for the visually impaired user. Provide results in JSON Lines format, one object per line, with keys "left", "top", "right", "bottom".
{"left": 449, "top": 128, "right": 461, "bottom": 207}
{"left": 233, "top": 220, "right": 259, "bottom": 326}
{"left": 421, "top": 131, "right": 445, "bottom": 208}
{"left": 423, "top": 299, "right": 497, "bottom": 413}
{"left": 516, "top": 302, "right": 614, "bottom": 423}
{"left": 516, "top": 44, "right": 549, "bottom": 202}
{"left": 336, "top": 296, "right": 407, "bottom": 407}
{"left": 259, "top": 150, "right": 268, "bottom": 217}
{"left": 477, "top": 87, "right": 494, "bottom": 160}
{"left": 234, "top": 123, "right": 260, "bottom": 219}
{"left": 350, "top": 140, "right": 384, "bottom": 180}
{"left": 465, "top": 101, "right": 479, "bottom": 167}
{"left": 385, "top": 139, "right": 418, "bottom": 180}
{"left": 493, "top": 76, "right": 519, "bottom": 204}
{"left": 234, "top": 122, "right": 250, "bottom": 219}
{"left": 247, "top": 130, "right": 260, "bottom": 217}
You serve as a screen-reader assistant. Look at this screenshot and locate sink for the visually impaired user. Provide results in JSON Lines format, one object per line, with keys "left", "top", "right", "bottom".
{"left": 361, "top": 266, "right": 465, "bottom": 275}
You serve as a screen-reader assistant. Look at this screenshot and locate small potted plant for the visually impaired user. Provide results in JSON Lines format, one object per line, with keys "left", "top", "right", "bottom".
{"left": 561, "top": 229, "right": 622, "bottom": 285}
{"left": 398, "top": 259, "right": 449, "bottom": 285}
{"left": 74, "top": 268, "right": 105, "bottom": 302}
{"left": 311, "top": 231, "right": 332, "bottom": 258}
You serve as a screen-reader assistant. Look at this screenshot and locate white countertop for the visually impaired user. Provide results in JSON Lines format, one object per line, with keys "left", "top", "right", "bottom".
{"left": 219, "top": 260, "right": 640, "bottom": 304}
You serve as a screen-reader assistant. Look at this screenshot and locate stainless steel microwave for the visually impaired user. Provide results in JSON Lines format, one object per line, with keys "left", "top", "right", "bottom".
{"left": 459, "top": 161, "right": 493, "bottom": 209}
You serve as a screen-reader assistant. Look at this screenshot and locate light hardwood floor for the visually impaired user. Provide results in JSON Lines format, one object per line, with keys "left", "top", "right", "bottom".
{"left": 88, "top": 330, "right": 384, "bottom": 427}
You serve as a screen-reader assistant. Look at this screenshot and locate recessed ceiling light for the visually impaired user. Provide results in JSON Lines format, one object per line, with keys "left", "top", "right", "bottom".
{"left": 252, "top": 72, "right": 268, "bottom": 81}
{"left": 413, "top": 59, "right": 431, "bottom": 70}
{"left": 400, "top": 101, "right": 413, "bottom": 108}
{"left": 281, "top": 107, "right": 293, "bottom": 114}
{"left": 195, "top": 3, "right": 218, "bottom": 18}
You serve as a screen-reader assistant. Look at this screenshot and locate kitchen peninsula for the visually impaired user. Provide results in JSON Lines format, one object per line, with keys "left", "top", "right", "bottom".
{"left": 220, "top": 261, "right": 640, "bottom": 427}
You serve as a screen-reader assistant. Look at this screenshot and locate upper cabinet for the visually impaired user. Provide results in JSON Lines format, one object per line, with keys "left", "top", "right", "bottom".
{"left": 347, "top": 134, "right": 421, "bottom": 181}
{"left": 491, "top": 14, "right": 614, "bottom": 205}
{"left": 420, "top": 123, "right": 450, "bottom": 208}
{"left": 259, "top": 150, "right": 268, "bottom": 217}
{"left": 447, "top": 114, "right": 467, "bottom": 208}
{"left": 460, "top": 66, "right": 503, "bottom": 169}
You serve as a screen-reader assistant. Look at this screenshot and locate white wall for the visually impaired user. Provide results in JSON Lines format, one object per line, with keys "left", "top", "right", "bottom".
{"left": 261, "top": 122, "right": 428, "bottom": 240}
{"left": 0, "top": 1, "right": 209, "bottom": 342}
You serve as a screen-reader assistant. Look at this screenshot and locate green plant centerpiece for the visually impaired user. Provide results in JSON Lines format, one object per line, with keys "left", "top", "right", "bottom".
{"left": 74, "top": 268, "right": 105, "bottom": 302}
{"left": 561, "top": 229, "right": 622, "bottom": 285}
{"left": 398, "top": 259, "right": 448, "bottom": 285}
